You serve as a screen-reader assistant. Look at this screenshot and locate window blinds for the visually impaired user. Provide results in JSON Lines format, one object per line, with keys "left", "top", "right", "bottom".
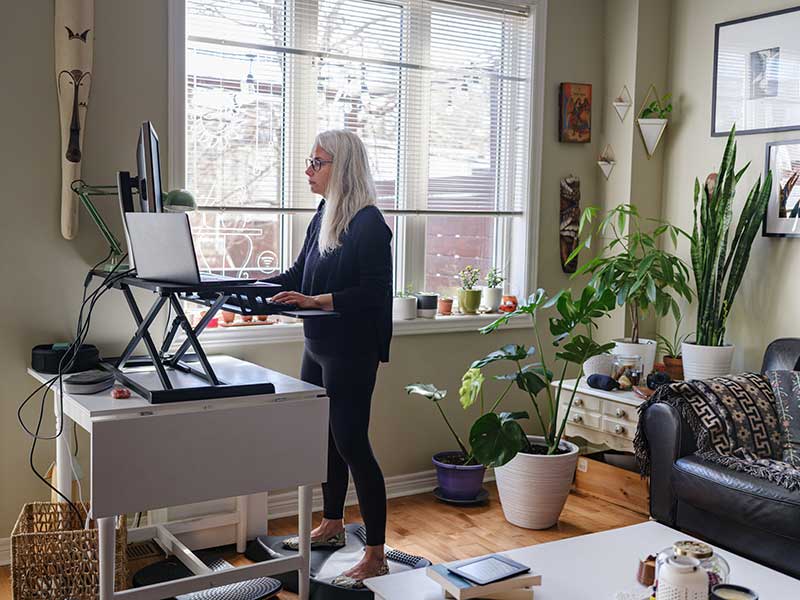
{"left": 185, "top": 0, "right": 534, "bottom": 215}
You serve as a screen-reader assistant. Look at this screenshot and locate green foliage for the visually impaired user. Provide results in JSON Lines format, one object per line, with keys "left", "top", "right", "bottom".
{"left": 486, "top": 267, "right": 504, "bottom": 289}
{"left": 405, "top": 383, "right": 474, "bottom": 462}
{"left": 640, "top": 93, "right": 672, "bottom": 119}
{"left": 459, "top": 265, "right": 481, "bottom": 290}
{"left": 656, "top": 314, "right": 692, "bottom": 358}
{"left": 394, "top": 285, "right": 414, "bottom": 299}
{"left": 472, "top": 287, "right": 616, "bottom": 460}
{"left": 566, "top": 203, "right": 694, "bottom": 344}
{"left": 408, "top": 286, "right": 616, "bottom": 465}
{"left": 691, "top": 126, "right": 772, "bottom": 346}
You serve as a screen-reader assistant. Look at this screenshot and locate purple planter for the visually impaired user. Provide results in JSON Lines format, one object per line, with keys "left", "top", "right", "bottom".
{"left": 432, "top": 451, "right": 486, "bottom": 501}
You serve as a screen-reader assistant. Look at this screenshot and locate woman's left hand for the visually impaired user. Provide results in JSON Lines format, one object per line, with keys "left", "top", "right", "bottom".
{"left": 271, "top": 291, "right": 321, "bottom": 309}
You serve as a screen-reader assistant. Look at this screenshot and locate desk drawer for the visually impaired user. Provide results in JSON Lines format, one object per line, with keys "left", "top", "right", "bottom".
{"left": 91, "top": 395, "right": 329, "bottom": 518}
{"left": 601, "top": 417, "right": 635, "bottom": 440}
{"left": 602, "top": 400, "right": 638, "bottom": 423}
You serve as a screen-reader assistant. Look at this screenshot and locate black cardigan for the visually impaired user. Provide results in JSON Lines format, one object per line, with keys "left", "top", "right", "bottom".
{"left": 266, "top": 201, "right": 393, "bottom": 362}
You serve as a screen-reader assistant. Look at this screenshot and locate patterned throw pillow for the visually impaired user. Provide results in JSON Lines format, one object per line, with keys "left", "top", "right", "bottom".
{"left": 766, "top": 371, "right": 800, "bottom": 467}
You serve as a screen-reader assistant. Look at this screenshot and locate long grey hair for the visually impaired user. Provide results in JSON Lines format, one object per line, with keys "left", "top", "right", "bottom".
{"left": 314, "top": 130, "right": 377, "bottom": 254}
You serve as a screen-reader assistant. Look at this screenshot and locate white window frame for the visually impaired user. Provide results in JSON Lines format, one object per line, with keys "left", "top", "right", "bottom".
{"left": 167, "top": 0, "right": 546, "bottom": 339}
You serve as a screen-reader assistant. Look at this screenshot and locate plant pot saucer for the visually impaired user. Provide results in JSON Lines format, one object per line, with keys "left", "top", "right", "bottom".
{"left": 432, "top": 486, "right": 489, "bottom": 506}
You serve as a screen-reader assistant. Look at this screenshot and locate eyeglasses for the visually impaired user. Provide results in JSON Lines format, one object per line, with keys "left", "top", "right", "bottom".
{"left": 305, "top": 157, "right": 333, "bottom": 172}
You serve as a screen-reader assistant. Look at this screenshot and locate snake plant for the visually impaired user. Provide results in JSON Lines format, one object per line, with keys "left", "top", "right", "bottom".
{"left": 691, "top": 126, "right": 772, "bottom": 347}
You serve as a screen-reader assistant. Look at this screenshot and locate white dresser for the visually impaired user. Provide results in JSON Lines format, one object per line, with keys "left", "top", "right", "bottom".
{"left": 553, "top": 378, "right": 645, "bottom": 452}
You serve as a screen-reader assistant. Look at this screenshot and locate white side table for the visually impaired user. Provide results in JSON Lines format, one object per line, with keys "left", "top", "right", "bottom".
{"left": 552, "top": 378, "right": 646, "bottom": 452}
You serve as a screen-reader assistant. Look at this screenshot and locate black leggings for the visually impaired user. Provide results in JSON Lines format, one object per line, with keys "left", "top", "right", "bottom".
{"left": 301, "top": 346, "right": 387, "bottom": 546}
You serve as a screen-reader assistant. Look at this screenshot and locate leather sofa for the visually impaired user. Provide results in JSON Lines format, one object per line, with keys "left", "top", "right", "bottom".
{"left": 641, "top": 338, "right": 800, "bottom": 579}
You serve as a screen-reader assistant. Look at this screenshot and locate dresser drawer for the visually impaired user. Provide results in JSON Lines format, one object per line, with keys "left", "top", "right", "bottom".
{"left": 602, "top": 400, "right": 638, "bottom": 423}
{"left": 569, "top": 392, "right": 601, "bottom": 412}
{"left": 564, "top": 408, "right": 601, "bottom": 429}
{"left": 601, "top": 417, "right": 635, "bottom": 440}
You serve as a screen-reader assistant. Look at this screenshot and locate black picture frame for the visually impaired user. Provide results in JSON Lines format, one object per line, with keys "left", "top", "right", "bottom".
{"left": 712, "top": 5, "right": 800, "bottom": 137}
{"left": 763, "top": 139, "right": 800, "bottom": 238}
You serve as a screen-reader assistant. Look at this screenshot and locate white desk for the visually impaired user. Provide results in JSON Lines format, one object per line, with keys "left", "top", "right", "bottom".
{"left": 365, "top": 521, "right": 799, "bottom": 599}
{"left": 29, "top": 355, "right": 329, "bottom": 600}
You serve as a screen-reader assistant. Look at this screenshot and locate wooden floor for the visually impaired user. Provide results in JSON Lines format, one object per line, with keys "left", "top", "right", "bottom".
{"left": 0, "top": 484, "right": 645, "bottom": 599}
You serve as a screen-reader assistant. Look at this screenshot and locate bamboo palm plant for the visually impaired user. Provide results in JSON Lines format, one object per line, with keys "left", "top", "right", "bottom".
{"left": 691, "top": 126, "right": 772, "bottom": 346}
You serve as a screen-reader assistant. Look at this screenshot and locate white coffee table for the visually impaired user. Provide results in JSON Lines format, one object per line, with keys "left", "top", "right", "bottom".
{"left": 365, "top": 521, "right": 798, "bottom": 599}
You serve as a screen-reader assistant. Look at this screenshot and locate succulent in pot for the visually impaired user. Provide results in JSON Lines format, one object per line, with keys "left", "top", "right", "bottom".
{"left": 392, "top": 286, "right": 417, "bottom": 320}
{"left": 458, "top": 265, "right": 481, "bottom": 314}
{"left": 483, "top": 267, "right": 504, "bottom": 313}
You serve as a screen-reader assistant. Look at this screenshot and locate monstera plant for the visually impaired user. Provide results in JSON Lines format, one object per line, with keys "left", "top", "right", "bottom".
{"left": 408, "top": 286, "right": 615, "bottom": 522}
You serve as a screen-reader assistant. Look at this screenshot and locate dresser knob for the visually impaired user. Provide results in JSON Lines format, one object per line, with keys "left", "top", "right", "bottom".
{"left": 572, "top": 415, "right": 583, "bottom": 423}
{"left": 574, "top": 398, "right": 583, "bottom": 407}
{"left": 614, "top": 424, "right": 625, "bottom": 435}
{"left": 615, "top": 408, "right": 626, "bottom": 418}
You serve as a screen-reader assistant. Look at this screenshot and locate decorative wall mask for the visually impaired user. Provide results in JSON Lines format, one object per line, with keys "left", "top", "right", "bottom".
{"left": 560, "top": 175, "right": 580, "bottom": 273}
{"left": 56, "top": 0, "right": 94, "bottom": 240}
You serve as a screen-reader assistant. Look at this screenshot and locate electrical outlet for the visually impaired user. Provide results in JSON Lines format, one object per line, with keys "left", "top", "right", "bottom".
{"left": 577, "top": 457, "right": 588, "bottom": 472}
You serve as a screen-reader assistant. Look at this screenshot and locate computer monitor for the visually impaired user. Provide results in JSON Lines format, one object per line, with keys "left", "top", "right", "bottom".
{"left": 136, "top": 121, "right": 162, "bottom": 213}
{"left": 117, "top": 121, "right": 164, "bottom": 214}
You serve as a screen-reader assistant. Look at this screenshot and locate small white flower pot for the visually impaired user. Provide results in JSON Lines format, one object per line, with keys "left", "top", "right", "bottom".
{"left": 392, "top": 297, "right": 417, "bottom": 320}
{"left": 681, "top": 342, "right": 735, "bottom": 381}
{"left": 482, "top": 287, "right": 503, "bottom": 313}
{"left": 494, "top": 435, "right": 579, "bottom": 529}
{"left": 612, "top": 338, "right": 657, "bottom": 377}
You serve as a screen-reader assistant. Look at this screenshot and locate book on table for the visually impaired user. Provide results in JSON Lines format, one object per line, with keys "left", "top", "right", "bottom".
{"left": 426, "top": 560, "right": 541, "bottom": 600}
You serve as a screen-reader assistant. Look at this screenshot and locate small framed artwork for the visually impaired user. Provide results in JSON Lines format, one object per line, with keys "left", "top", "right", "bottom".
{"left": 764, "top": 139, "right": 800, "bottom": 237}
{"left": 712, "top": 6, "right": 800, "bottom": 136}
{"left": 559, "top": 82, "right": 591, "bottom": 143}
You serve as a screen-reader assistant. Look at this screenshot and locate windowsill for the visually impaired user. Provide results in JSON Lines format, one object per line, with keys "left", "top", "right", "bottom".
{"left": 184, "top": 312, "right": 529, "bottom": 350}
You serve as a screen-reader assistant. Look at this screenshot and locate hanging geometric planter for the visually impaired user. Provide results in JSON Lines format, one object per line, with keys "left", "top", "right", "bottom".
{"left": 636, "top": 84, "right": 671, "bottom": 157}
{"left": 612, "top": 85, "right": 632, "bottom": 122}
{"left": 638, "top": 118, "right": 668, "bottom": 156}
{"left": 597, "top": 144, "right": 616, "bottom": 180}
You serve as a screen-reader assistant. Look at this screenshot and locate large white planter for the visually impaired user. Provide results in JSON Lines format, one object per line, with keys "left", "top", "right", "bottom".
{"left": 681, "top": 342, "right": 735, "bottom": 381}
{"left": 494, "top": 435, "right": 579, "bottom": 530}
{"left": 583, "top": 353, "right": 614, "bottom": 377}
{"left": 392, "top": 297, "right": 417, "bottom": 320}
{"left": 637, "top": 118, "right": 668, "bottom": 156}
{"left": 612, "top": 338, "right": 658, "bottom": 377}
{"left": 482, "top": 287, "right": 503, "bottom": 313}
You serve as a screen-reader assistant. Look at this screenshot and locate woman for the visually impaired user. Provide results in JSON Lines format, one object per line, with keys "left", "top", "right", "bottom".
{"left": 268, "top": 129, "right": 393, "bottom": 587}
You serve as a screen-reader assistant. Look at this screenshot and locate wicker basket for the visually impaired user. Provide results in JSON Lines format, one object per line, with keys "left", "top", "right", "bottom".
{"left": 11, "top": 502, "right": 127, "bottom": 600}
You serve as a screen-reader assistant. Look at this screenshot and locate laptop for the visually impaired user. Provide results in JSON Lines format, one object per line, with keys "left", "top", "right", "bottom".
{"left": 124, "top": 212, "right": 265, "bottom": 285}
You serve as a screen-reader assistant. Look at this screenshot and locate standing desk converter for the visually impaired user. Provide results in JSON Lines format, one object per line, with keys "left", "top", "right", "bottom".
{"left": 29, "top": 355, "right": 329, "bottom": 600}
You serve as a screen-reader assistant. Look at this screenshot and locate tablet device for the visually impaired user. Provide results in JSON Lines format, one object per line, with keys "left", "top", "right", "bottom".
{"left": 446, "top": 554, "right": 530, "bottom": 585}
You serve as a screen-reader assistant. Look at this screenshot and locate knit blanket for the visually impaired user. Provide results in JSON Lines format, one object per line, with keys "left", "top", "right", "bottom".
{"left": 634, "top": 373, "right": 800, "bottom": 491}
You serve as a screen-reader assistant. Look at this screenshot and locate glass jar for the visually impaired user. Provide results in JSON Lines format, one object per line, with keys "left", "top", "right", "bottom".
{"left": 656, "top": 540, "right": 730, "bottom": 590}
{"left": 612, "top": 354, "right": 643, "bottom": 387}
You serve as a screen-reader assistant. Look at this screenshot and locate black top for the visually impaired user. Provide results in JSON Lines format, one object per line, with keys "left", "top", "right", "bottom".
{"left": 266, "top": 201, "right": 394, "bottom": 362}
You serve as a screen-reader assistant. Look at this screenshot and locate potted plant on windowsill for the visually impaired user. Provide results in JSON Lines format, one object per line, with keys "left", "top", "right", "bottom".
{"left": 393, "top": 286, "right": 417, "bottom": 320}
{"left": 567, "top": 203, "right": 694, "bottom": 377}
{"left": 483, "top": 267, "right": 504, "bottom": 313}
{"left": 637, "top": 92, "right": 671, "bottom": 156}
{"left": 656, "top": 314, "right": 691, "bottom": 381}
{"left": 684, "top": 126, "right": 772, "bottom": 380}
{"left": 415, "top": 291, "right": 439, "bottom": 319}
{"left": 458, "top": 265, "right": 481, "bottom": 314}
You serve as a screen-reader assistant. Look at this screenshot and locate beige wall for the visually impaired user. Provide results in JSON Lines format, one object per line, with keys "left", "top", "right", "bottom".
{"left": 0, "top": 0, "right": 607, "bottom": 536}
{"left": 661, "top": 0, "right": 800, "bottom": 371}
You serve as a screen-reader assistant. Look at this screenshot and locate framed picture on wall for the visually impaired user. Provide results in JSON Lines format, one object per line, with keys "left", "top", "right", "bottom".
{"left": 559, "top": 82, "right": 591, "bottom": 143}
{"left": 712, "top": 6, "right": 800, "bottom": 136}
{"left": 764, "top": 139, "right": 800, "bottom": 237}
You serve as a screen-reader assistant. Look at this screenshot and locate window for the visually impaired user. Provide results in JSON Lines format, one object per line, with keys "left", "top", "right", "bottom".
{"left": 177, "top": 0, "right": 535, "bottom": 296}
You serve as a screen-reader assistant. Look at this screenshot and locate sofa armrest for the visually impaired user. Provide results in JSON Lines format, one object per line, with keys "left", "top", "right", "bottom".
{"left": 642, "top": 402, "right": 697, "bottom": 524}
